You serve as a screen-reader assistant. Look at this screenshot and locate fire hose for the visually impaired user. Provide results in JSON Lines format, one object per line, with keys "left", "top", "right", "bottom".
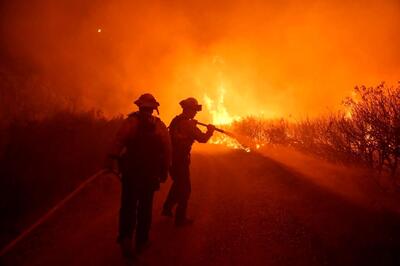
{"left": 195, "top": 121, "right": 235, "bottom": 137}
{"left": 195, "top": 121, "right": 263, "bottom": 153}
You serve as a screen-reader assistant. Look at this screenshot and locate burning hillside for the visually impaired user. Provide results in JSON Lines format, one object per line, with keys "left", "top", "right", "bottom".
{"left": 203, "top": 83, "right": 400, "bottom": 178}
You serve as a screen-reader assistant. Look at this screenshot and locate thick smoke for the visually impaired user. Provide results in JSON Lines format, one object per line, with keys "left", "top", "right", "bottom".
{"left": 1, "top": 0, "right": 399, "bottom": 121}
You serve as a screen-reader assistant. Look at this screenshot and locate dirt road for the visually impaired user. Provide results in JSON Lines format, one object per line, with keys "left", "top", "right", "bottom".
{"left": 2, "top": 146, "right": 400, "bottom": 265}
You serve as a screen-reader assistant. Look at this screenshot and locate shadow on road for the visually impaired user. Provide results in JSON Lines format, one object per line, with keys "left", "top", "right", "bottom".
{"left": 210, "top": 151, "right": 400, "bottom": 266}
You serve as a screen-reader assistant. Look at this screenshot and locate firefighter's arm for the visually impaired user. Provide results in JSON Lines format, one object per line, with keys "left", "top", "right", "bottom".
{"left": 188, "top": 120, "right": 215, "bottom": 143}
{"left": 157, "top": 120, "right": 172, "bottom": 182}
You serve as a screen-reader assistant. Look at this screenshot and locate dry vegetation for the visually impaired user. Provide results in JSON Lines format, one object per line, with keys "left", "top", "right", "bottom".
{"left": 0, "top": 107, "right": 123, "bottom": 248}
{"left": 0, "top": 68, "right": 125, "bottom": 248}
{"left": 232, "top": 82, "right": 400, "bottom": 179}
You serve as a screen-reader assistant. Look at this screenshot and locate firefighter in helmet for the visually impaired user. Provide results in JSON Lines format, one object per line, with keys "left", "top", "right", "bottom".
{"left": 162, "top": 97, "right": 215, "bottom": 226}
{"left": 106, "top": 93, "right": 171, "bottom": 256}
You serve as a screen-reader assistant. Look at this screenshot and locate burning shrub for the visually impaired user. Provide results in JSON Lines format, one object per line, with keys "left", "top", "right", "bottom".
{"left": 342, "top": 83, "right": 400, "bottom": 175}
{"left": 230, "top": 82, "right": 400, "bottom": 178}
{"left": 232, "top": 117, "right": 268, "bottom": 144}
{"left": 231, "top": 117, "right": 289, "bottom": 145}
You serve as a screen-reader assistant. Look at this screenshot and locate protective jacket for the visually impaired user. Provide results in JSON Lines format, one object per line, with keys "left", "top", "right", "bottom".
{"left": 110, "top": 111, "right": 171, "bottom": 191}
{"left": 169, "top": 114, "right": 213, "bottom": 167}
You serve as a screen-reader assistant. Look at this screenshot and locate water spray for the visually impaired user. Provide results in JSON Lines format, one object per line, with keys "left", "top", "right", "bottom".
{"left": 195, "top": 121, "right": 252, "bottom": 152}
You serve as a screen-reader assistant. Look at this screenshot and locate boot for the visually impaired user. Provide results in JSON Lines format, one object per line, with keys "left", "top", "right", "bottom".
{"left": 136, "top": 240, "right": 151, "bottom": 254}
{"left": 175, "top": 217, "right": 194, "bottom": 227}
{"left": 118, "top": 237, "right": 134, "bottom": 258}
{"left": 161, "top": 208, "right": 174, "bottom": 217}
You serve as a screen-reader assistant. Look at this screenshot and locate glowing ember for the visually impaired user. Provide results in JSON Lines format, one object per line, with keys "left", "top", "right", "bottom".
{"left": 345, "top": 110, "right": 352, "bottom": 119}
{"left": 97, "top": 28, "right": 102, "bottom": 33}
{"left": 209, "top": 133, "right": 251, "bottom": 152}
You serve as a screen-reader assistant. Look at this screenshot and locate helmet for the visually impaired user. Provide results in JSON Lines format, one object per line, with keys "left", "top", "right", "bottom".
{"left": 179, "top": 97, "right": 202, "bottom": 111}
{"left": 134, "top": 93, "right": 160, "bottom": 109}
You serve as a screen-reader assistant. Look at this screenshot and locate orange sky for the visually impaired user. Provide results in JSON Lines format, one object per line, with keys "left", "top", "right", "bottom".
{"left": 1, "top": 0, "right": 399, "bottom": 122}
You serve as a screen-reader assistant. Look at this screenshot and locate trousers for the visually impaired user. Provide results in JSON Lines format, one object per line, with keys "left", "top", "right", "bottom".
{"left": 163, "top": 163, "right": 191, "bottom": 221}
{"left": 118, "top": 176, "right": 155, "bottom": 245}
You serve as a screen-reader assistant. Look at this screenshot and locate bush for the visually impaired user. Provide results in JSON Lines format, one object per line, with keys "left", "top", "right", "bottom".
{"left": 0, "top": 110, "right": 123, "bottom": 247}
{"left": 230, "top": 82, "right": 400, "bottom": 178}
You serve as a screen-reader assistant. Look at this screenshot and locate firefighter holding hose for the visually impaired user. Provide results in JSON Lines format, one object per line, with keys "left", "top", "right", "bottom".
{"left": 162, "top": 97, "right": 215, "bottom": 226}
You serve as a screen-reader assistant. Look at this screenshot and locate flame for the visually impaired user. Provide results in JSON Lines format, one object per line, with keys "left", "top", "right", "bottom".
{"left": 203, "top": 84, "right": 241, "bottom": 125}
{"left": 203, "top": 83, "right": 250, "bottom": 152}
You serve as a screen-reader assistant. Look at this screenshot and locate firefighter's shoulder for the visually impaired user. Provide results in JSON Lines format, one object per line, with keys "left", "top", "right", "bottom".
{"left": 178, "top": 119, "right": 198, "bottom": 135}
{"left": 150, "top": 115, "right": 168, "bottom": 131}
{"left": 180, "top": 118, "right": 197, "bottom": 128}
{"left": 120, "top": 112, "right": 140, "bottom": 131}
{"left": 126, "top": 112, "right": 140, "bottom": 123}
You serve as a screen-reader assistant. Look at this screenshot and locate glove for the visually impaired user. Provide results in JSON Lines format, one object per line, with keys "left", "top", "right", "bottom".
{"left": 159, "top": 172, "right": 168, "bottom": 183}
{"left": 207, "top": 124, "right": 216, "bottom": 134}
{"left": 104, "top": 156, "right": 115, "bottom": 171}
{"left": 169, "top": 167, "right": 177, "bottom": 181}
{"left": 157, "top": 163, "right": 169, "bottom": 183}
{"left": 104, "top": 155, "right": 121, "bottom": 179}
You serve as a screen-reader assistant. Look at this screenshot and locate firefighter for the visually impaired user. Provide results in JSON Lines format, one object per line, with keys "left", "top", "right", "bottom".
{"left": 162, "top": 97, "right": 215, "bottom": 226}
{"left": 106, "top": 93, "right": 171, "bottom": 256}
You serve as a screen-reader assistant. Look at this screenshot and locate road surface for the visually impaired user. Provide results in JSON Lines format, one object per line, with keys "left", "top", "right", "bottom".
{"left": 2, "top": 146, "right": 400, "bottom": 265}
